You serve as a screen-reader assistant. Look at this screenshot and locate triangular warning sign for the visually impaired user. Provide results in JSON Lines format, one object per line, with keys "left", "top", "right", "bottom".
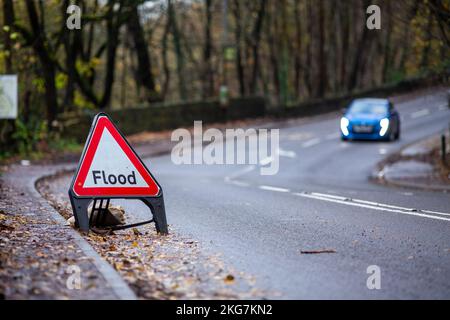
{"left": 71, "top": 113, "right": 160, "bottom": 197}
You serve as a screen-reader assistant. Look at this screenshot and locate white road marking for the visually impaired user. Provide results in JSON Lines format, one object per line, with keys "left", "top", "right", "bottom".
{"left": 308, "top": 192, "right": 348, "bottom": 201}
{"left": 310, "top": 192, "right": 450, "bottom": 215}
{"left": 293, "top": 192, "right": 450, "bottom": 222}
{"left": 379, "top": 148, "right": 388, "bottom": 155}
{"left": 277, "top": 148, "right": 296, "bottom": 158}
{"left": 411, "top": 109, "right": 430, "bottom": 119}
{"left": 422, "top": 209, "right": 450, "bottom": 217}
{"left": 259, "top": 185, "right": 291, "bottom": 193}
{"left": 283, "top": 132, "right": 313, "bottom": 141}
{"left": 325, "top": 132, "right": 340, "bottom": 140}
{"left": 230, "top": 180, "right": 250, "bottom": 187}
{"left": 302, "top": 138, "right": 321, "bottom": 148}
{"left": 438, "top": 104, "right": 448, "bottom": 111}
{"left": 225, "top": 166, "right": 449, "bottom": 222}
{"left": 224, "top": 165, "right": 255, "bottom": 182}
{"left": 259, "top": 157, "right": 274, "bottom": 166}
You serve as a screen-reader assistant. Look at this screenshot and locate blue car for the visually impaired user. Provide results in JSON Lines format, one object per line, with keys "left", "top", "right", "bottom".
{"left": 340, "top": 98, "right": 400, "bottom": 141}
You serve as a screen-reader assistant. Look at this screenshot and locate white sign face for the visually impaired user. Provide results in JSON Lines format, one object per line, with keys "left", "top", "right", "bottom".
{"left": 0, "top": 75, "right": 18, "bottom": 119}
{"left": 83, "top": 127, "right": 149, "bottom": 188}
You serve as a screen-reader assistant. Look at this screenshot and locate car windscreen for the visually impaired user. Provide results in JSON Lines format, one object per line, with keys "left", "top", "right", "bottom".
{"left": 348, "top": 101, "right": 388, "bottom": 115}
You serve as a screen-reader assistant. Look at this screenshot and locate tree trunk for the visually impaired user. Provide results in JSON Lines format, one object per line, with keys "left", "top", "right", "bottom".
{"left": 250, "top": 0, "right": 266, "bottom": 95}
{"left": 168, "top": 0, "right": 187, "bottom": 101}
{"left": 161, "top": 14, "right": 171, "bottom": 100}
{"left": 267, "top": 2, "right": 280, "bottom": 100}
{"left": 316, "top": 0, "right": 327, "bottom": 97}
{"left": 62, "top": 0, "right": 80, "bottom": 112}
{"left": 304, "top": 0, "right": 313, "bottom": 97}
{"left": 348, "top": 0, "right": 372, "bottom": 91}
{"left": 232, "top": 0, "right": 246, "bottom": 96}
{"left": 381, "top": 0, "right": 392, "bottom": 83}
{"left": 279, "top": 0, "right": 289, "bottom": 105}
{"left": 420, "top": 10, "right": 433, "bottom": 69}
{"left": 25, "top": 0, "right": 58, "bottom": 129}
{"left": 127, "top": 5, "right": 161, "bottom": 103}
{"left": 202, "top": 0, "right": 214, "bottom": 99}
{"left": 339, "top": 1, "right": 350, "bottom": 91}
{"left": 293, "top": 0, "right": 302, "bottom": 97}
{"left": 398, "top": 2, "right": 419, "bottom": 73}
{"left": 98, "top": 1, "right": 122, "bottom": 109}
{"left": 2, "top": 0, "right": 14, "bottom": 73}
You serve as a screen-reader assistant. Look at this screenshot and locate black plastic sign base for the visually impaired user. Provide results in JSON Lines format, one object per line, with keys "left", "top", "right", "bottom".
{"left": 68, "top": 191, "right": 168, "bottom": 234}
{"left": 68, "top": 112, "right": 168, "bottom": 234}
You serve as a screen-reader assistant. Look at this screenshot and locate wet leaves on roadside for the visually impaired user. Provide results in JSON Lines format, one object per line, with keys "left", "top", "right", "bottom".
{"left": 224, "top": 274, "right": 235, "bottom": 285}
{"left": 33, "top": 173, "right": 271, "bottom": 300}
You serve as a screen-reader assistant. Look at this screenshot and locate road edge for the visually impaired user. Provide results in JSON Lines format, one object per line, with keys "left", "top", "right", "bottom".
{"left": 371, "top": 134, "right": 450, "bottom": 192}
{"left": 26, "top": 164, "right": 137, "bottom": 300}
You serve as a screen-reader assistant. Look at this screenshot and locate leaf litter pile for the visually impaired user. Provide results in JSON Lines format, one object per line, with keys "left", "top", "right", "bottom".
{"left": 38, "top": 172, "right": 267, "bottom": 299}
{"left": 0, "top": 182, "right": 117, "bottom": 299}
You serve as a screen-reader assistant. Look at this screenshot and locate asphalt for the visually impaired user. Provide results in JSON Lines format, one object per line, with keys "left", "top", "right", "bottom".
{"left": 63, "top": 88, "right": 450, "bottom": 299}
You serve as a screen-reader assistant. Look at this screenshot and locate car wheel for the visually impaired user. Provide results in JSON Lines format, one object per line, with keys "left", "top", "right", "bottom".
{"left": 388, "top": 129, "right": 396, "bottom": 142}
{"left": 395, "top": 129, "right": 400, "bottom": 140}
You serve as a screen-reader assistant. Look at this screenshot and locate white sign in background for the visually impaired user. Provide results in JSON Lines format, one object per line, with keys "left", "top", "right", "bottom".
{"left": 0, "top": 75, "right": 18, "bottom": 119}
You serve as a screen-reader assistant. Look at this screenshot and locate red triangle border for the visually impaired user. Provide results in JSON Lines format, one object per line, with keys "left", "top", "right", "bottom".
{"left": 72, "top": 115, "right": 160, "bottom": 197}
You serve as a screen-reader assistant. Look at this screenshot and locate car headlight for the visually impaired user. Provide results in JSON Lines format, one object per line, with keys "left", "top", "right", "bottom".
{"left": 340, "top": 117, "right": 350, "bottom": 136}
{"left": 379, "top": 118, "right": 389, "bottom": 136}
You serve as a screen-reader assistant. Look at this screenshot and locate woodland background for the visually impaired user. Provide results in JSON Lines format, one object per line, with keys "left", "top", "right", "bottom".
{"left": 0, "top": 0, "right": 449, "bottom": 157}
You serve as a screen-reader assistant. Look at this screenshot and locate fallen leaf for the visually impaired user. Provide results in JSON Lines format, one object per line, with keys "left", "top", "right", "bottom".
{"left": 122, "top": 259, "right": 131, "bottom": 266}
{"left": 0, "top": 223, "right": 14, "bottom": 231}
{"left": 224, "top": 274, "right": 235, "bottom": 284}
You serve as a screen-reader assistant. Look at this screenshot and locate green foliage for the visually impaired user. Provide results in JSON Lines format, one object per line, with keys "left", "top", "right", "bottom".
{"left": 47, "top": 136, "right": 82, "bottom": 154}
{"left": 0, "top": 118, "right": 82, "bottom": 162}
{"left": 11, "top": 118, "right": 47, "bottom": 156}
{"left": 55, "top": 73, "right": 68, "bottom": 90}
{"left": 387, "top": 70, "right": 407, "bottom": 85}
{"left": 74, "top": 91, "right": 96, "bottom": 110}
{"left": 32, "top": 78, "right": 46, "bottom": 94}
